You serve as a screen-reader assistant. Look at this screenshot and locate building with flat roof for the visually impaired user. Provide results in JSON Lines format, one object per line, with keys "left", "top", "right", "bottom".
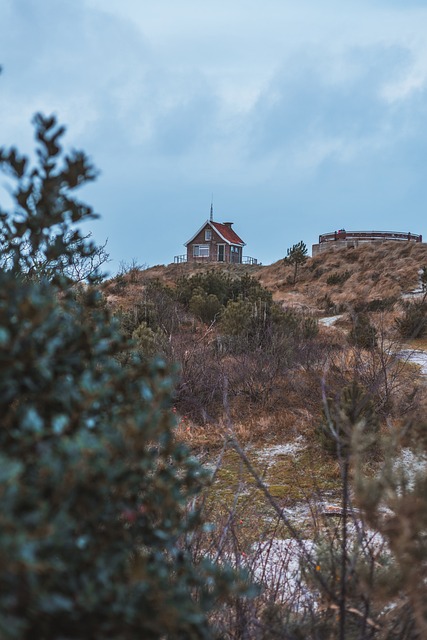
{"left": 312, "top": 230, "right": 423, "bottom": 256}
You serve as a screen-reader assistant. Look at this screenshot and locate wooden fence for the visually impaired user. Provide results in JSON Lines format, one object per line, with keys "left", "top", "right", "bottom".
{"left": 319, "top": 230, "right": 422, "bottom": 244}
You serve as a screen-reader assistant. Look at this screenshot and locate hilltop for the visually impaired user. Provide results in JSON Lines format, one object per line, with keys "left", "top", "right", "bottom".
{"left": 104, "top": 240, "right": 427, "bottom": 315}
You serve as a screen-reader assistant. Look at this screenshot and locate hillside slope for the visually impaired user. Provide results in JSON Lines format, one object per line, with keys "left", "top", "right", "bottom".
{"left": 104, "top": 241, "right": 427, "bottom": 314}
{"left": 259, "top": 240, "right": 427, "bottom": 312}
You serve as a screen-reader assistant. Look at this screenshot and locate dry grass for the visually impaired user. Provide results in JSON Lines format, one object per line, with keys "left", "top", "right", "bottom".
{"left": 406, "top": 336, "right": 427, "bottom": 351}
{"left": 174, "top": 407, "right": 315, "bottom": 451}
{"left": 104, "top": 241, "right": 427, "bottom": 450}
{"left": 91, "top": 247, "right": 427, "bottom": 638}
{"left": 259, "top": 240, "right": 427, "bottom": 313}
{"left": 103, "top": 240, "right": 427, "bottom": 315}
{"left": 102, "top": 261, "right": 262, "bottom": 308}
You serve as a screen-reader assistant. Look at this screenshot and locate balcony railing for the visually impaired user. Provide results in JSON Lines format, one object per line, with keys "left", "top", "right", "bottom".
{"left": 173, "top": 255, "right": 259, "bottom": 265}
{"left": 242, "top": 256, "right": 258, "bottom": 265}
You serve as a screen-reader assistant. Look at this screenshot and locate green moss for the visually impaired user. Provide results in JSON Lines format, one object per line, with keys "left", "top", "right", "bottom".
{"left": 201, "top": 442, "right": 343, "bottom": 544}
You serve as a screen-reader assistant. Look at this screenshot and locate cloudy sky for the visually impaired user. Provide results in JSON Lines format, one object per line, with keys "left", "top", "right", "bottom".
{"left": 1, "top": 0, "right": 427, "bottom": 272}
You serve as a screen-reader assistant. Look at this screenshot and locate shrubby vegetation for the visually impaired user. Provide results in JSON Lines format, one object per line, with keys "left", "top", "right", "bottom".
{"left": 99, "top": 228, "right": 427, "bottom": 638}
{"left": 326, "top": 270, "right": 352, "bottom": 286}
{"left": 0, "top": 115, "right": 249, "bottom": 638}
{"left": 395, "top": 299, "right": 427, "bottom": 339}
{"left": 175, "top": 270, "right": 272, "bottom": 319}
{"left": 348, "top": 312, "right": 378, "bottom": 350}
{"left": 110, "top": 267, "right": 323, "bottom": 422}
{"left": 317, "top": 381, "right": 379, "bottom": 458}
{"left": 354, "top": 297, "right": 397, "bottom": 313}
{"left": 3, "top": 113, "right": 427, "bottom": 639}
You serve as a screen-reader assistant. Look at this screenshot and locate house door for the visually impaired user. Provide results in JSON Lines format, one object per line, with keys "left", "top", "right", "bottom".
{"left": 217, "top": 245, "right": 225, "bottom": 262}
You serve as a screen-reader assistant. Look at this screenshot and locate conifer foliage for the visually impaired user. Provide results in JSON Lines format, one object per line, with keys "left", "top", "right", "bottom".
{"left": 0, "top": 115, "right": 243, "bottom": 638}
{"left": 283, "top": 240, "right": 308, "bottom": 284}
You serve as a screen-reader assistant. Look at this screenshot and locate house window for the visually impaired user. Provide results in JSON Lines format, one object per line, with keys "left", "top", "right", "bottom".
{"left": 193, "top": 244, "right": 210, "bottom": 257}
{"left": 205, "top": 229, "right": 212, "bottom": 240}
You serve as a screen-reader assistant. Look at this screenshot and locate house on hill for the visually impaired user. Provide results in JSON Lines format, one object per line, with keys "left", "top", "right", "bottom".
{"left": 175, "top": 215, "right": 258, "bottom": 264}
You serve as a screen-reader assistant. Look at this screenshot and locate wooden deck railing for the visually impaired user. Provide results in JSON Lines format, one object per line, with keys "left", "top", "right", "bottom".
{"left": 173, "top": 255, "right": 259, "bottom": 265}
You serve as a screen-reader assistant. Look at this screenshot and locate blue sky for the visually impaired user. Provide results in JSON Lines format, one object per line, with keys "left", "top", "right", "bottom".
{"left": 1, "top": 0, "right": 427, "bottom": 272}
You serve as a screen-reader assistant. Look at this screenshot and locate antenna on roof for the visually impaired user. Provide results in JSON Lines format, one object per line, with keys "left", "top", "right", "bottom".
{"left": 210, "top": 195, "right": 214, "bottom": 222}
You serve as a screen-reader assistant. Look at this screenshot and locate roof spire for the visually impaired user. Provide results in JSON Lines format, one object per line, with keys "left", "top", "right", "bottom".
{"left": 210, "top": 195, "right": 214, "bottom": 222}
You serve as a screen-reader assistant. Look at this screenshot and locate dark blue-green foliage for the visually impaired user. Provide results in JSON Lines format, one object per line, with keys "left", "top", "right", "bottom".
{"left": 176, "top": 271, "right": 272, "bottom": 312}
{"left": 0, "top": 115, "right": 245, "bottom": 639}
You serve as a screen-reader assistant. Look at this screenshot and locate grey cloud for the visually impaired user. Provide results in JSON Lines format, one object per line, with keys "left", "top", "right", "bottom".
{"left": 2, "top": 0, "right": 427, "bottom": 270}
{"left": 1, "top": 0, "right": 224, "bottom": 162}
{"left": 151, "top": 91, "right": 220, "bottom": 156}
{"left": 0, "top": 0, "right": 150, "bottom": 133}
{"left": 245, "top": 45, "right": 424, "bottom": 165}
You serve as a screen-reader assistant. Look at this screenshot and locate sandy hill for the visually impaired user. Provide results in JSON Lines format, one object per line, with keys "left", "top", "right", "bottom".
{"left": 260, "top": 240, "right": 427, "bottom": 312}
{"left": 104, "top": 241, "right": 427, "bottom": 314}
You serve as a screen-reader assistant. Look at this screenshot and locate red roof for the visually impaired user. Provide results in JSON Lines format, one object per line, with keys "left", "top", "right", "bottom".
{"left": 210, "top": 222, "right": 245, "bottom": 246}
{"left": 184, "top": 220, "right": 246, "bottom": 247}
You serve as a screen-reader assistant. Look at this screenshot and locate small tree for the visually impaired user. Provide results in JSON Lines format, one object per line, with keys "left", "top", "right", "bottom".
{"left": 283, "top": 240, "right": 308, "bottom": 284}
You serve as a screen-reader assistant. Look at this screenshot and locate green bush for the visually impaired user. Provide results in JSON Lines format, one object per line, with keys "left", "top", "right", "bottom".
{"left": 0, "top": 115, "right": 246, "bottom": 638}
{"left": 395, "top": 300, "right": 427, "bottom": 339}
{"left": 317, "top": 381, "right": 379, "bottom": 458}
{"left": 354, "top": 297, "right": 397, "bottom": 313}
{"left": 348, "top": 312, "right": 377, "bottom": 350}
{"left": 326, "top": 270, "right": 351, "bottom": 286}
{"left": 189, "top": 291, "right": 223, "bottom": 324}
{"left": 219, "top": 298, "right": 257, "bottom": 337}
{"left": 132, "top": 320, "right": 168, "bottom": 360}
{"left": 175, "top": 270, "right": 271, "bottom": 309}
{"left": 117, "top": 279, "right": 180, "bottom": 339}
